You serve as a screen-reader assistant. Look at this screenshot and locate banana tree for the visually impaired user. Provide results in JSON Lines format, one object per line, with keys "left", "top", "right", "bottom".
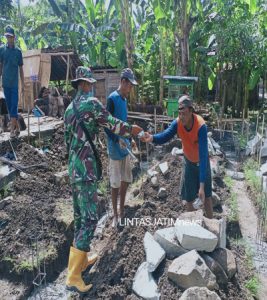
{"left": 173, "top": 0, "right": 204, "bottom": 76}
{"left": 0, "top": 0, "right": 14, "bottom": 17}
{"left": 202, "top": 0, "right": 265, "bottom": 115}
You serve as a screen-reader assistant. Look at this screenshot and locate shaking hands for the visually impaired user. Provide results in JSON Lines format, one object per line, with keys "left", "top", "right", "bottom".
{"left": 140, "top": 132, "right": 153, "bottom": 143}
{"left": 131, "top": 125, "right": 153, "bottom": 143}
{"left": 131, "top": 125, "right": 143, "bottom": 136}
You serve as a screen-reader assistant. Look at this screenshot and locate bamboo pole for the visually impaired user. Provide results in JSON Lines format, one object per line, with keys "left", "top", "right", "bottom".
{"left": 256, "top": 114, "right": 259, "bottom": 135}
{"left": 220, "top": 81, "right": 226, "bottom": 140}
{"left": 49, "top": 52, "right": 74, "bottom": 56}
{"left": 246, "top": 121, "right": 249, "bottom": 143}
{"left": 241, "top": 108, "right": 245, "bottom": 135}
{"left": 154, "top": 107, "right": 157, "bottom": 134}
{"left": 38, "top": 117, "right": 41, "bottom": 148}
{"left": 259, "top": 114, "right": 265, "bottom": 165}
{"left": 27, "top": 94, "right": 30, "bottom": 144}
{"left": 65, "top": 54, "right": 70, "bottom": 95}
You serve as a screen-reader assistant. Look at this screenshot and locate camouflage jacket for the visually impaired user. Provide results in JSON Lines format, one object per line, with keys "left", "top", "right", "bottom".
{"left": 64, "top": 90, "right": 132, "bottom": 184}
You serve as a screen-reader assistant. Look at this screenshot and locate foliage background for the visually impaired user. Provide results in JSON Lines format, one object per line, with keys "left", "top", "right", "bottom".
{"left": 0, "top": 0, "right": 266, "bottom": 110}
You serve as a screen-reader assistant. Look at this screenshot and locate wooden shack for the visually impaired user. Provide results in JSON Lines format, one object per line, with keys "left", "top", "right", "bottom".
{"left": 92, "top": 67, "right": 120, "bottom": 105}
{"left": 19, "top": 49, "right": 82, "bottom": 111}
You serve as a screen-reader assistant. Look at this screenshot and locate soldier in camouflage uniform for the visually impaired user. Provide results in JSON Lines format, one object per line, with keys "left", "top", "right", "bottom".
{"left": 64, "top": 66, "right": 142, "bottom": 294}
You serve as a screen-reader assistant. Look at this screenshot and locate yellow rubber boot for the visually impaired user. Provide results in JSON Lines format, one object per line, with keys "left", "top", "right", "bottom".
{"left": 66, "top": 247, "right": 93, "bottom": 294}
{"left": 82, "top": 253, "right": 98, "bottom": 272}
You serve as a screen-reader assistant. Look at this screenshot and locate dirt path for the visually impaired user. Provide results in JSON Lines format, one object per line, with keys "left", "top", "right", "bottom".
{"left": 233, "top": 180, "right": 267, "bottom": 299}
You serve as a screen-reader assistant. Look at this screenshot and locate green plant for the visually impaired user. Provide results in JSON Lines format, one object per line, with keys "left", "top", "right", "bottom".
{"left": 39, "top": 245, "right": 57, "bottom": 261}
{"left": 224, "top": 176, "right": 238, "bottom": 221}
{"left": 244, "top": 158, "right": 266, "bottom": 211}
{"left": 244, "top": 158, "right": 261, "bottom": 193}
{"left": 232, "top": 238, "right": 260, "bottom": 297}
{"left": 2, "top": 256, "right": 15, "bottom": 263}
{"left": 228, "top": 192, "right": 238, "bottom": 222}
{"left": 98, "top": 180, "right": 108, "bottom": 195}
{"left": 16, "top": 260, "right": 33, "bottom": 272}
{"left": 224, "top": 175, "right": 233, "bottom": 189}
{"left": 238, "top": 134, "right": 247, "bottom": 149}
{"left": 245, "top": 276, "right": 260, "bottom": 297}
{"left": 0, "top": 185, "right": 10, "bottom": 199}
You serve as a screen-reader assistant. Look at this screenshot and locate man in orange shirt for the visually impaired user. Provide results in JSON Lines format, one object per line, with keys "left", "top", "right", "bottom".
{"left": 142, "top": 96, "right": 213, "bottom": 219}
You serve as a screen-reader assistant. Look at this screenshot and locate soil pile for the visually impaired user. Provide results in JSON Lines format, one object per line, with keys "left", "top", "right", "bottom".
{"left": 83, "top": 152, "right": 248, "bottom": 300}
{"left": 0, "top": 141, "right": 71, "bottom": 263}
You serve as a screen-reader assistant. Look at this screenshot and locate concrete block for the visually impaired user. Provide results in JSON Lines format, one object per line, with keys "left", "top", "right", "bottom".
{"left": 175, "top": 221, "right": 218, "bottom": 252}
{"left": 168, "top": 250, "right": 217, "bottom": 290}
{"left": 179, "top": 287, "right": 221, "bottom": 300}
{"left": 154, "top": 227, "right": 187, "bottom": 259}
{"left": 159, "top": 162, "right": 168, "bottom": 175}
{"left": 132, "top": 262, "right": 160, "bottom": 300}
{"left": 144, "top": 232, "right": 166, "bottom": 272}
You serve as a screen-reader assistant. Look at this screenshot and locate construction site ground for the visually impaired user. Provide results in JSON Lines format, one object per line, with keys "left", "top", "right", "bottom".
{"left": 0, "top": 116, "right": 266, "bottom": 300}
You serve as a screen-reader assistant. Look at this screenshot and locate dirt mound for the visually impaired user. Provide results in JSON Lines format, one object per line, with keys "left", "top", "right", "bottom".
{"left": 0, "top": 148, "right": 71, "bottom": 257}
{"left": 0, "top": 125, "right": 111, "bottom": 289}
{"left": 44, "top": 125, "right": 68, "bottom": 171}
{"left": 85, "top": 154, "right": 186, "bottom": 299}
{"left": 0, "top": 128, "right": 72, "bottom": 289}
{"left": 83, "top": 152, "right": 247, "bottom": 300}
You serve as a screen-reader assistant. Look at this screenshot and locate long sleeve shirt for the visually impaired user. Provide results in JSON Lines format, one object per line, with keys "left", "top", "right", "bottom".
{"left": 153, "top": 119, "right": 208, "bottom": 183}
{"left": 64, "top": 90, "right": 132, "bottom": 183}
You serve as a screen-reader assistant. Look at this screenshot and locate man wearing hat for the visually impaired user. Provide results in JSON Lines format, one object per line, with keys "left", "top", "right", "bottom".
{"left": 105, "top": 68, "right": 138, "bottom": 227}
{"left": 141, "top": 95, "right": 213, "bottom": 219}
{"left": 64, "top": 66, "right": 142, "bottom": 294}
{"left": 0, "top": 26, "right": 24, "bottom": 137}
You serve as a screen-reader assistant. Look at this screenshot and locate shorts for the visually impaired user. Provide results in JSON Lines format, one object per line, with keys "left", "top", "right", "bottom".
{"left": 109, "top": 155, "right": 133, "bottom": 188}
{"left": 180, "top": 157, "right": 212, "bottom": 202}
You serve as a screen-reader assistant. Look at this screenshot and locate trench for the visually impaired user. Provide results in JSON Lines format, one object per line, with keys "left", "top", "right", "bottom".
{"left": 217, "top": 129, "right": 267, "bottom": 299}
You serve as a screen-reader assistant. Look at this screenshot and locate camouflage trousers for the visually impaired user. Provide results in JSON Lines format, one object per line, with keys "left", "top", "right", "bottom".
{"left": 71, "top": 181, "right": 99, "bottom": 252}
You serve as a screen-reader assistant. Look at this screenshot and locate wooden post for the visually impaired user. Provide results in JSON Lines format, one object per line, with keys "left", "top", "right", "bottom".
{"left": 220, "top": 81, "right": 226, "bottom": 139}
{"left": 27, "top": 94, "right": 30, "bottom": 144}
{"left": 65, "top": 54, "right": 70, "bottom": 95}
{"left": 38, "top": 117, "right": 41, "bottom": 148}
{"left": 246, "top": 121, "right": 249, "bottom": 143}
{"left": 241, "top": 108, "right": 245, "bottom": 135}
{"left": 259, "top": 114, "right": 265, "bottom": 164}
{"left": 21, "top": 89, "right": 25, "bottom": 112}
{"left": 154, "top": 107, "right": 157, "bottom": 134}
{"left": 223, "top": 116, "right": 226, "bottom": 138}
{"left": 256, "top": 114, "right": 259, "bottom": 135}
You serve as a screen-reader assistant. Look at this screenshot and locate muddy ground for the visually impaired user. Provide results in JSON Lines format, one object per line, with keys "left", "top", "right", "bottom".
{"left": 0, "top": 127, "right": 71, "bottom": 295}
{"left": 0, "top": 126, "right": 254, "bottom": 300}
{"left": 0, "top": 126, "right": 111, "bottom": 298}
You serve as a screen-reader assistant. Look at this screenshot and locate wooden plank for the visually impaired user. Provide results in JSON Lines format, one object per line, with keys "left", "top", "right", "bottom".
{"left": 22, "top": 49, "right": 42, "bottom": 58}
{"left": 221, "top": 118, "right": 248, "bottom": 122}
{"left": 49, "top": 52, "right": 74, "bottom": 56}
{"left": 39, "top": 54, "right": 51, "bottom": 88}
{"left": 66, "top": 55, "right": 70, "bottom": 95}
{"left": 127, "top": 115, "right": 152, "bottom": 122}
{"left": 213, "top": 128, "right": 238, "bottom": 134}
{"left": 128, "top": 111, "right": 173, "bottom": 121}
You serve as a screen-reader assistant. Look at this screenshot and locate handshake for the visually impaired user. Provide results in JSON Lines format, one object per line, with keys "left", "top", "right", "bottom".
{"left": 131, "top": 125, "right": 153, "bottom": 143}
